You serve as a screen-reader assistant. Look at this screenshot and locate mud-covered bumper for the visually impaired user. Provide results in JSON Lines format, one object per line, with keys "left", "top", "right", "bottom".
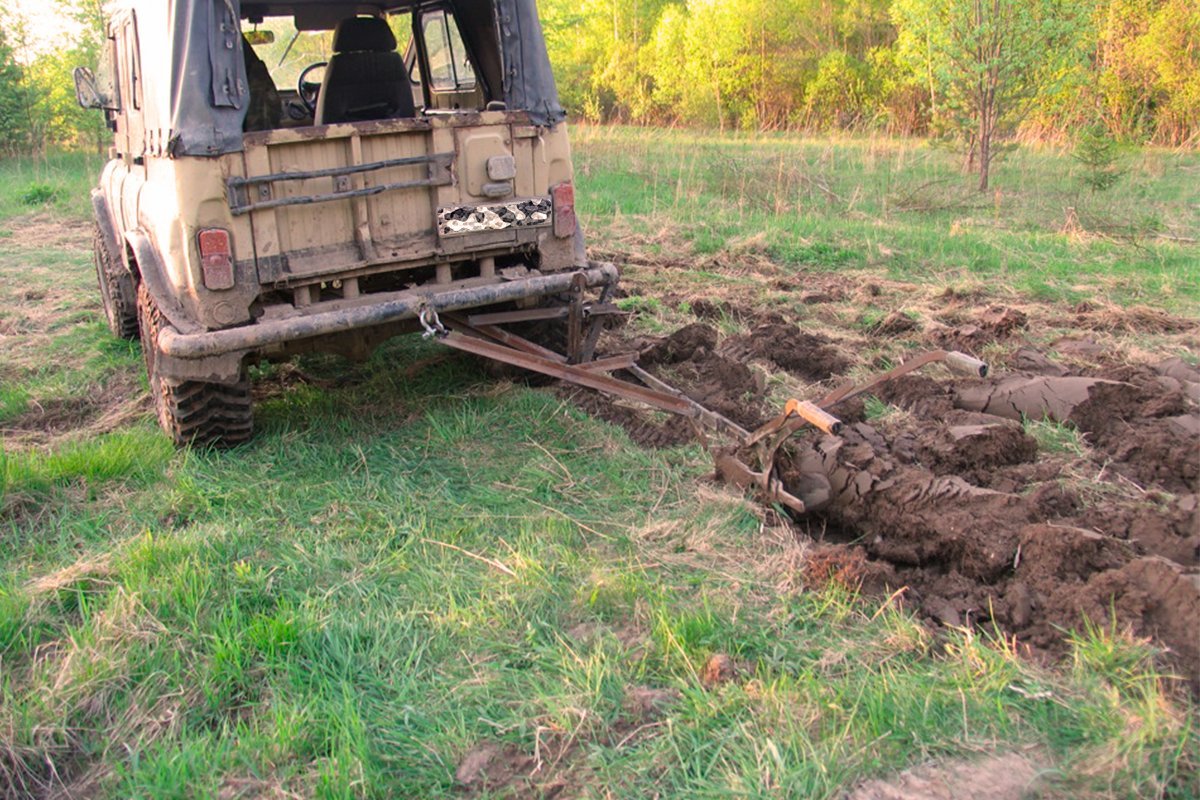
{"left": 157, "top": 263, "right": 618, "bottom": 362}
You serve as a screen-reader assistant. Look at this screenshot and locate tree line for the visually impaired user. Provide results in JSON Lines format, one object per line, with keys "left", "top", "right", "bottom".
{"left": 542, "top": 0, "right": 1197, "bottom": 150}
{"left": 1, "top": 0, "right": 1194, "bottom": 167}
{"left": 0, "top": 0, "right": 107, "bottom": 158}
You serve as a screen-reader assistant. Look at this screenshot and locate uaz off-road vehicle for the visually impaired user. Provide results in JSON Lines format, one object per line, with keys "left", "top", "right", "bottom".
{"left": 74, "top": 0, "right": 992, "bottom": 515}
{"left": 75, "top": 0, "right": 607, "bottom": 446}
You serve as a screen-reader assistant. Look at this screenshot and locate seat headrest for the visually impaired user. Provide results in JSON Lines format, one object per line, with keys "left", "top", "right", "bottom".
{"left": 332, "top": 17, "right": 397, "bottom": 54}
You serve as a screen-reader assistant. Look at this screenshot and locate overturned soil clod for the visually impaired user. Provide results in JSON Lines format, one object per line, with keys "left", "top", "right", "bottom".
{"left": 724, "top": 321, "right": 853, "bottom": 382}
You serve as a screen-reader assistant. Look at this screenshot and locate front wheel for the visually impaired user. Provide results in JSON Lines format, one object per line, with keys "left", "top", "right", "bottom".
{"left": 137, "top": 282, "right": 253, "bottom": 447}
{"left": 94, "top": 225, "right": 138, "bottom": 339}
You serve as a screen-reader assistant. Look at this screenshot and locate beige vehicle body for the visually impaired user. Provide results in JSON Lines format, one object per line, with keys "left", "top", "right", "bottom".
{"left": 78, "top": 0, "right": 609, "bottom": 445}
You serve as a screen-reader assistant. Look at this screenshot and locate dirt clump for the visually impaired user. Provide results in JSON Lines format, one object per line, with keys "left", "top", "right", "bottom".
{"left": 874, "top": 374, "right": 957, "bottom": 418}
{"left": 952, "top": 367, "right": 1199, "bottom": 494}
{"left": 796, "top": 427, "right": 1033, "bottom": 582}
{"left": 454, "top": 742, "right": 537, "bottom": 793}
{"left": 623, "top": 686, "right": 679, "bottom": 718}
{"left": 868, "top": 311, "right": 919, "bottom": 336}
{"left": 1009, "top": 348, "right": 1068, "bottom": 376}
{"left": 723, "top": 321, "right": 853, "bottom": 382}
{"left": 640, "top": 322, "right": 718, "bottom": 366}
{"left": 673, "top": 353, "right": 766, "bottom": 430}
{"left": 689, "top": 298, "right": 752, "bottom": 322}
{"left": 907, "top": 419, "right": 1038, "bottom": 485}
{"left": 1071, "top": 497, "right": 1198, "bottom": 566}
{"left": 569, "top": 303, "right": 1198, "bottom": 683}
{"left": 700, "top": 654, "right": 739, "bottom": 687}
{"left": 978, "top": 305, "right": 1028, "bottom": 335}
{"left": 954, "top": 375, "right": 1119, "bottom": 423}
{"left": 927, "top": 306, "right": 1030, "bottom": 353}
{"left": 562, "top": 386, "right": 696, "bottom": 449}
{"left": 774, "top": 419, "right": 1199, "bottom": 686}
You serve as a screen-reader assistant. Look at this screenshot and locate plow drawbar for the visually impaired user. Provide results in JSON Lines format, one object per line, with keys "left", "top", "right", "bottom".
{"left": 423, "top": 266, "right": 989, "bottom": 515}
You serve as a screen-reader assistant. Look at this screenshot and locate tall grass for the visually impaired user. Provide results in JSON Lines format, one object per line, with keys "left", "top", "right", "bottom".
{"left": 573, "top": 126, "right": 1200, "bottom": 309}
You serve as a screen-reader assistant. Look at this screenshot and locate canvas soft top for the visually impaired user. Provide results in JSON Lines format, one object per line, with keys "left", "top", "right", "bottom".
{"left": 124, "top": 0, "right": 563, "bottom": 157}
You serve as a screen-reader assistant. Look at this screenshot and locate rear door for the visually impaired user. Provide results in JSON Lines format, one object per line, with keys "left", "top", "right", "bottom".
{"left": 233, "top": 122, "right": 452, "bottom": 283}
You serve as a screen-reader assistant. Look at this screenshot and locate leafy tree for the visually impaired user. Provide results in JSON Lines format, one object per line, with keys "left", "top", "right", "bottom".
{"left": 893, "top": 0, "right": 1087, "bottom": 189}
{"left": 1095, "top": 0, "right": 1199, "bottom": 145}
{"left": 0, "top": 26, "right": 33, "bottom": 156}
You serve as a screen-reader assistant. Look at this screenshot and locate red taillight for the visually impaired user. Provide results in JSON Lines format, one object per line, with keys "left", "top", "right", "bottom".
{"left": 197, "top": 228, "right": 235, "bottom": 290}
{"left": 552, "top": 182, "right": 576, "bottom": 239}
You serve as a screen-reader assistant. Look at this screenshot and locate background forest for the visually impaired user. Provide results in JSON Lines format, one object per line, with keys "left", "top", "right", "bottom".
{"left": 540, "top": 0, "right": 1197, "bottom": 146}
{"left": 1, "top": 0, "right": 1196, "bottom": 156}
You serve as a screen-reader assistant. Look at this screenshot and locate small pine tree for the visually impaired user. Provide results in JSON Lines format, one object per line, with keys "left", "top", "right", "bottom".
{"left": 1073, "top": 123, "right": 1125, "bottom": 192}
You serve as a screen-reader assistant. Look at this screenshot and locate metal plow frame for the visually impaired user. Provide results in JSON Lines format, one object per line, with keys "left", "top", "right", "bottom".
{"left": 423, "top": 274, "right": 989, "bottom": 514}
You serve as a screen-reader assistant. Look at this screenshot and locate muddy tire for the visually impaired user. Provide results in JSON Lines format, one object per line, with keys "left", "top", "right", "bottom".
{"left": 94, "top": 226, "right": 138, "bottom": 339}
{"left": 136, "top": 282, "right": 253, "bottom": 447}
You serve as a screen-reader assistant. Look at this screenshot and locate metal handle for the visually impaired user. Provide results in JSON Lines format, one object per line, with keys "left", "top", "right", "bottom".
{"left": 944, "top": 351, "right": 989, "bottom": 378}
{"left": 786, "top": 400, "right": 843, "bottom": 435}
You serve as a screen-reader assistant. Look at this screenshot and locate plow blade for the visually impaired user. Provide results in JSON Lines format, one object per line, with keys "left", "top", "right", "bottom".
{"left": 427, "top": 295, "right": 988, "bottom": 514}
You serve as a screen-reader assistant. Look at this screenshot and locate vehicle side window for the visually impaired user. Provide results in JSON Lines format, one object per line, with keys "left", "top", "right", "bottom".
{"left": 421, "top": 9, "right": 476, "bottom": 93}
{"left": 124, "top": 18, "right": 142, "bottom": 110}
{"left": 97, "top": 34, "right": 120, "bottom": 110}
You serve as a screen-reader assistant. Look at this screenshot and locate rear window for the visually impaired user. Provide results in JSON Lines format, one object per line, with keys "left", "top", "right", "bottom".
{"left": 420, "top": 9, "right": 476, "bottom": 92}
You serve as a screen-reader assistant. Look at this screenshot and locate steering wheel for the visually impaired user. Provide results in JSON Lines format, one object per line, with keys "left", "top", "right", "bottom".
{"left": 297, "top": 61, "right": 328, "bottom": 116}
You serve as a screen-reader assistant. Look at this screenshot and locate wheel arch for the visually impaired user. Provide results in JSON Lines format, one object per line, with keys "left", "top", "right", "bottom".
{"left": 91, "top": 189, "right": 127, "bottom": 273}
{"left": 123, "top": 229, "right": 203, "bottom": 335}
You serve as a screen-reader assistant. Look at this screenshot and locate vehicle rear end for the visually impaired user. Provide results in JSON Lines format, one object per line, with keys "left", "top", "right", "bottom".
{"left": 86, "top": 0, "right": 612, "bottom": 447}
{"left": 232, "top": 109, "right": 583, "bottom": 326}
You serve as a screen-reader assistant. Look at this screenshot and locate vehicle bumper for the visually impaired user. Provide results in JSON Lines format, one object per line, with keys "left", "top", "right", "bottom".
{"left": 157, "top": 263, "right": 619, "bottom": 360}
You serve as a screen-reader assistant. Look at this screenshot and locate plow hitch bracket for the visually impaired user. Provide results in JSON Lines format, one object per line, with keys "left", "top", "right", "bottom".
{"left": 431, "top": 298, "right": 988, "bottom": 514}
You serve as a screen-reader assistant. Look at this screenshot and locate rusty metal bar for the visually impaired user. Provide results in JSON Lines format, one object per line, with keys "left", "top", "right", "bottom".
{"left": 819, "top": 350, "right": 987, "bottom": 408}
{"left": 467, "top": 307, "right": 569, "bottom": 326}
{"left": 229, "top": 152, "right": 454, "bottom": 188}
{"left": 627, "top": 365, "right": 750, "bottom": 440}
{"left": 229, "top": 175, "right": 452, "bottom": 215}
{"left": 567, "top": 273, "right": 586, "bottom": 363}
{"left": 437, "top": 332, "right": 698, "bottom": 417}
{"left": 444, "top": 315, "right": 568, "bottom": 363}
{"left": 159, "top": 264, "right": 619, "bottom": 359}
{"left": 575, "top": 353, "right": 638, "bottom": 373}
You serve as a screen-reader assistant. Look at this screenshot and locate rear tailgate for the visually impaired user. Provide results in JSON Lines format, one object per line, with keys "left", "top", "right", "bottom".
{"left": 232, "top": 115, "right": 534, "bottom": 286}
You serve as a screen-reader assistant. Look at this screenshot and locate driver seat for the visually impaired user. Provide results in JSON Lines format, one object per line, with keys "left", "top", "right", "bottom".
{"left": 315, "top": 16, "right": 415, "bottom": 126}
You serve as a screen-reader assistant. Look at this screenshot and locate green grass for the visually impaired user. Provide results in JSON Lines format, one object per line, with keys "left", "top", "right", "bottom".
{"left": 0, "top": 151, "right": 107, "bottom": 221}
{"left": 0, "top": 141, "right": 1196, "bottom": 798}
{"left": 573, "top": 126, "right": 1200, "bottom": 310}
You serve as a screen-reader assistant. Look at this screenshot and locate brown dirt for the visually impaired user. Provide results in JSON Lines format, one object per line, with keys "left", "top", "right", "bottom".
{"left": 454, "top": 742, "right": 537, "bottom": 794}
{"left": 576, "top": 309, "right": 1200, "bottom": 686}
{"left": 0, "top": 375, "right": 149, "bottom": 449}
{"left": 639, "top": 322, "right": 717, "bottom": 366}
{"left": 700, "top": 654, "right": 738, "bottom": 687}
{"left": 869, "top": 311, "right": 920, "bottom": 336}
{"left": 554, "top": 246, "right": 1200, "bottom": 685}
{"left": 845, "top": 752, "right": 1045, "bottom": 800}
{"left": 778, "top": 374, "right": 1200, "bottom": 685}
{"left": 722, "top": 321, "right": 853, "bottom": 382}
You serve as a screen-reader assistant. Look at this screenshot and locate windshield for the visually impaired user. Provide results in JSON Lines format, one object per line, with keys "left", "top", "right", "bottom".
{"left": 245, "top": 14, "right": 412, "bottom": 90}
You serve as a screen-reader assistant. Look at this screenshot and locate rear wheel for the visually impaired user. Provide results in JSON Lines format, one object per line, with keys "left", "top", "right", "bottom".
{"left": 137, "top": 282, "right": 253, "bottom": 447}
{"left": 93, "top": 226, "right": 138, "bottom": 339}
